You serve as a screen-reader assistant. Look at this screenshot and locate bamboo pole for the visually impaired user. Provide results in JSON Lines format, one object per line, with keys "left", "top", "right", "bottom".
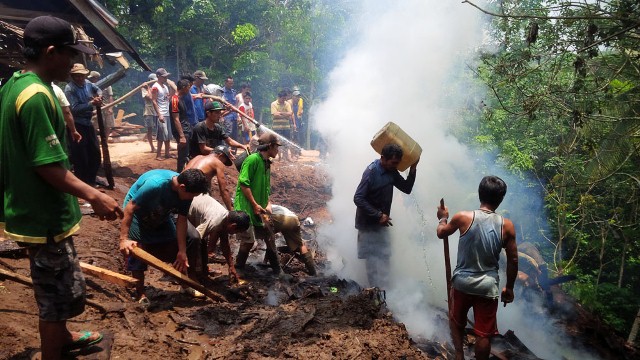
{"left": 441, "top": 198, "right": 452, "bottom": 304}
{"left": 101, "top": 80, "right": 156, "bottom": 111}
{"left": 0, "top": 268, "right": 108, "bottom": 313}
{"left": 95, "top": 104, "right": 114, "bottom": 189}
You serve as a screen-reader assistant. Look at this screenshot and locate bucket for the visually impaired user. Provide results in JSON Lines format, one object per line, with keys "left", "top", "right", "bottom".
{"left": 234, "top": 149, "right": 251, "bottom": 171}
{"left": 370, "top": 122, "right": 422, "bottom": 171}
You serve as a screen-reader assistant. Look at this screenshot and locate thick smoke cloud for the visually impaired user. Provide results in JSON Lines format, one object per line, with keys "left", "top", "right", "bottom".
{"left": 311, "top": 0, "right": 600, "bottom": 359}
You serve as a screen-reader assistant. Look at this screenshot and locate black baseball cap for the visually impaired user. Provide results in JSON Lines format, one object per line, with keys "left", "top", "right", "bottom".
{"left": 23, "top": 16, "right": 97, "bottom": 54}
{"left": 214, "top": 145, "right": 233, "bottom": 166}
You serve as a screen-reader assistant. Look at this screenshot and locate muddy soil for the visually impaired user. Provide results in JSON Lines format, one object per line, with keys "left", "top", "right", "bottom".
{"left": 1, "top": 141, "right": 638, "bottom": 360}
{"left": 0, "top": 141, "right": 428, "bottom": 360}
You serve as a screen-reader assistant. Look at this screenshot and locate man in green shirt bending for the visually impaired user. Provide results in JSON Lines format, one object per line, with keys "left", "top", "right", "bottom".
{"left": 234, "top": 132, "right": 283, "bottom": 273}
{"left": 0, "top": 16, "right": 122, "bottom": 360}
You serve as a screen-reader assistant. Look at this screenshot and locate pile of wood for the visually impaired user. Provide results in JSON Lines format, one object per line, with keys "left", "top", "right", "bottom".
{"left": 107, "top": 109, "right": 145, "bottom": 143}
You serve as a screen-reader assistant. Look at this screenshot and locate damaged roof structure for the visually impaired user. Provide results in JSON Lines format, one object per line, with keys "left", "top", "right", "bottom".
{"left": 0, "top": 0, "right": 149, "bottom": 81}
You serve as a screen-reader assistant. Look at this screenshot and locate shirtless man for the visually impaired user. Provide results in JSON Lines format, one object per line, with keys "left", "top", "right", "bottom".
{"left": 185, "top": 145, "right": 234, "bottom": 210}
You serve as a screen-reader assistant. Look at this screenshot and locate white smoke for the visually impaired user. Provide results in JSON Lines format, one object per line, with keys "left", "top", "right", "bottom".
{"left": 312, "top": 0, "right": 601, "bottom": 359}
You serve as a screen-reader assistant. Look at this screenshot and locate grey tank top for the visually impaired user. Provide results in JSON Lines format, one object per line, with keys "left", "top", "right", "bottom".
{"left": 451, "top": 210, "right": 504, "bottom": 298}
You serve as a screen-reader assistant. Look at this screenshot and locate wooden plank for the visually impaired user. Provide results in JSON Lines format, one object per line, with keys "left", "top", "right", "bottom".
{"left": 131, "top": 247, "right": 227, "bottom": 302}
{"left": 80, "top": 262, "right": 139, "bottom": 288}
{"left": 0, "top": 268, "right": 110, "bottom": 313}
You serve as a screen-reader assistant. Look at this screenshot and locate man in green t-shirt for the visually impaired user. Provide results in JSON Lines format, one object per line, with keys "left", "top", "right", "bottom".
{"left": 234, "top": 132, "right": 283, "bottom": 273}
{"left": 0, "top": 16, "right": 123, "bottom": 360}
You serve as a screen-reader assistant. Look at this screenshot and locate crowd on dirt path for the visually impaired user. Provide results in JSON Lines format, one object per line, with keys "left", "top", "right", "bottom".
{"left": 0, "top": 15, "right": 519, "bottom": 360}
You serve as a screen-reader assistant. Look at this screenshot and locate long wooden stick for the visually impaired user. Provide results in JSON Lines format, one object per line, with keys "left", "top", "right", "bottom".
{"left": 131, "top": 247, "right": 227, "bottom": 302}
{"left": 80, "top": 262, "right": 139, "bottom": 288}
{"left": 95, "top": 104, "right": 114, "bottom": 189}
{"left": 441, "top": 198, "right": 452, "bottom": 298}
{"left": 101, "top": 80, "right": 156, "bottom": 111}
{"left": 0, "top": 268, "right": 108, "bottom": 313}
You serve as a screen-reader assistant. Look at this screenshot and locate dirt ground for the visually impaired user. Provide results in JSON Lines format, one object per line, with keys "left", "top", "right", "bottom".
{"left": 0, "top": 141, "right": 429, "bottom": 360}
{"left": 1, "top": 140, "right": 639, "bottom": 360}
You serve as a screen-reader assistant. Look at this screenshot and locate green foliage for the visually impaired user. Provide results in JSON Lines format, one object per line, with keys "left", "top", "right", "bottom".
{"left": 456, "top": 0, "right": 640, "bottom": 335}
{"left": 568, "top": 277, "right": 638, "bottom": 333}
{"left": 102, "top": 0, "right": 356, "bottom": 147}
{"left": 232, "top": 23, "right": 258, "bottom": 45}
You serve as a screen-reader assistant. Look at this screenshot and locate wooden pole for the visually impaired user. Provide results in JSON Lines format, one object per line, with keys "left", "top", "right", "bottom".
{"left": 441, "top": 198, "right": 452, "bottom": 300}
{"left": 79, "top": 262, "right": 139, "bottom": 288}
{"left": 95, "top": 104, "right": 114, "bottom": 189}
{"left": 101, "top": 80, "right": 156, "bottom": 111}
{"left": 0, "top": 268, "right": 108, "bottom": 313}
{"left": 130, "top": 247, "right": 227, "bottom": 302}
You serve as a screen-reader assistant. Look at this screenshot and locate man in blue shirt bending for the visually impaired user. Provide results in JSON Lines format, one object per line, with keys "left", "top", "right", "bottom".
{"left": 353, "top": 144, "right": 419, "bottom": 288}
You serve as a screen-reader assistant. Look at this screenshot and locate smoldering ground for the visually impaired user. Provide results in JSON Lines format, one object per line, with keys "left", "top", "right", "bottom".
{"left": 311, "top": 0, "right": 601, "bottom": 358}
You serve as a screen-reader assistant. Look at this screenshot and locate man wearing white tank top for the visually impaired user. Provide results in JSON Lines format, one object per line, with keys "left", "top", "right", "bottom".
{"left": 436, "top": 176, "right": 518, "bottom": 360}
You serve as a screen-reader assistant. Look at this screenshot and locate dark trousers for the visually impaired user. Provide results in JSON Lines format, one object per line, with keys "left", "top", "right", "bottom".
{"left": 176, "top": 131, "right": 191, "bottom": 172}
{"left": 69, "top": 123, "right": 101, "bottom": 185}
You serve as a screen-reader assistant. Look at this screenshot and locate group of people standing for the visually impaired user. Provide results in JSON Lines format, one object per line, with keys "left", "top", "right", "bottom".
{"left": 141, "top": 68, "right": 305, "bottom": 169}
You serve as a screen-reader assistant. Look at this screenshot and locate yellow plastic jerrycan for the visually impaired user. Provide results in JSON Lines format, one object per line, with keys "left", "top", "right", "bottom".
{"left": 370, "top": 122, "right": 422, "bottom": 172}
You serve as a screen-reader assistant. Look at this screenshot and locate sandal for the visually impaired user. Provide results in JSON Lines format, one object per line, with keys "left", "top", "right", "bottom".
{"left": 137, "top": 295, "right": 151, "bottom": 307}
{"left": 62, "top": 330, "right": 103, "bottom": 353}
{"left": 155, "top": 156, "right": 164, "bottom": 161}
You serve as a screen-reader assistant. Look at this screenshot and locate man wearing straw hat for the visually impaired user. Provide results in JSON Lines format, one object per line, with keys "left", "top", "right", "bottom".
{"left": 65, "top": 62, "right": 103, "bottom": 187}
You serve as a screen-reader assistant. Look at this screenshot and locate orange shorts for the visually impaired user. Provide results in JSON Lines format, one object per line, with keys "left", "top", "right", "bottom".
{"left": 449, "top": 287, "right": 499, "bottom": 338}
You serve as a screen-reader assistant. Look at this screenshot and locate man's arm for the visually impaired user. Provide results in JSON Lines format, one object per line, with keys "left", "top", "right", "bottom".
{"left": 353, "top": 169, "right": 382, "bottom": 220}
{"left": 173, "top": 214, "right": 189, "bottom": 273}
{"left": 394, "top": 159, "right": 419, "bottom": 194}
{"left": 501, "top": 218, "right": 518, "bottom": 306}
{"left": 65, "top": 88, "right": 94, "bottom": 117}
{"left": 215, "top": 164, "right": 233, "bottom": 210}
{"left": 61, "top": 106, "right": 82, "bottom": 142}
{"left": 224, "top": 137, "right": 249, "bottom": 151}
{"left": 436, "top": 211, "right": 464, "bottom": 239}
{"left": 199, "top": 142, "right": 214, "bottom": 155}
{"left": 34, "top": 163, "right": 122, "bottom": 221}
{"left": 151, "top": 87, "right": 164, "bottom": 123}
{"left": 217, "top": 231, "right": 239, "bottom": 283}
{"left": 240, "top": 184, "right": 265, "bottom": 215}
{"left": 171, "top": 111, "right": 186, "bottom": 147}
{"left": 119, "top": 201, "right": 139, "bottom": 255}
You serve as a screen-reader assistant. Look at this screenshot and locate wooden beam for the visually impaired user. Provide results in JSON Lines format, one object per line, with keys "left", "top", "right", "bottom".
{"left": 80, "top": 262, "right": 139, "bottom": 288}
{"left": 131, "top": 247, "right": 227, "bottom": 302}
{"left": 0, "top": 268, "right": 108, "bottom": 313}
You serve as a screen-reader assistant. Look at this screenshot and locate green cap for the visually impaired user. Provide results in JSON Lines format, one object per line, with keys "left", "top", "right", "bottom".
{"left": 205, "top": 101, "right": 225, "bottom": 112}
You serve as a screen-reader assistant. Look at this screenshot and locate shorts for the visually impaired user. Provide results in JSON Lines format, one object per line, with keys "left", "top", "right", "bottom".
{"left": 26, "top": 237, "right": 86, "bottom": 322}
{"left": 357, "top": 228, "right": 390, "bottom": 260}
{"left": 144, "top": 115, "right": 157, "bottom": 129}
{"left": 449, "top": 287, "right": 499, "bottom": 338}
{"left": 156, "top": 114, "right": 172, "bottom": 141}
{"left": 236, "top": 225, "right": 269, "bottom": 245}
{"left": 271, "top": 214, "right": 303, "bottom": 252}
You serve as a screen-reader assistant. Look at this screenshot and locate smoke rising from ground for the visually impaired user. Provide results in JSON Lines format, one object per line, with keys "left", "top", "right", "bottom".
{"left": 311, "top": 0, "right": 600, "bottom": 358}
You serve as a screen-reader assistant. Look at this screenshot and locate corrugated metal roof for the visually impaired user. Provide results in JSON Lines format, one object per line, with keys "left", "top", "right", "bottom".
{"left": 0, "top": 0, "right": 149, "bottom": 73}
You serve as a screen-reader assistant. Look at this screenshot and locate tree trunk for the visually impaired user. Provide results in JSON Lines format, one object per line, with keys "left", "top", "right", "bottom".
{"left": 175, "top": 39, "right": 180, "bottom": 78}
{"left": 595, "top": 225, "right": 607, "bottom": 288}
{"left": 628, "top": 306, "right": 640, "bottom": 345}
{"left": 618, "top": 232, "right": 628, "bottom": 288}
